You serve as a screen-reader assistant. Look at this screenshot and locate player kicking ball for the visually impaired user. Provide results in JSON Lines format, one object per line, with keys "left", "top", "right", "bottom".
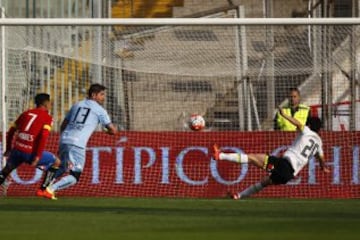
{"left": 212, "top": 107, "right": 330, "bottom": 199}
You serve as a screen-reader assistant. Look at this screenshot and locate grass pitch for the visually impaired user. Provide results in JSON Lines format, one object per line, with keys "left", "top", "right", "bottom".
{"left": 0, "top": 197, "right": 359, "bottom": 240}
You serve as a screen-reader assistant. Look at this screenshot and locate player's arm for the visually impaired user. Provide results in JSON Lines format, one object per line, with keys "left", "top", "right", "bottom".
{"left": 315, "top": 153, "right": 330, "bottom": 173}
{"left": 274, "top": 111, "right": 281, "bottom": 130}
{"left": 60, "top": 106, "right": 75, "bottom": 133}
{"left": 60, "top": 118, "right": 69, "bottom": 133}
{"left": 104, "top": 123, "right": 117, "bottom": 135}
{"left": 278, "top": 107, "right": 303, "bottom": 131}
{"left": 99, "top": 108, "right": 117, "bottom": 135}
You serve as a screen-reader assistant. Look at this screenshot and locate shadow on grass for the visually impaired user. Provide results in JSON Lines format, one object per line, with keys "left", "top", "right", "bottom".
{"left": 1, "top": 199, "right": 360, "bottom": 220}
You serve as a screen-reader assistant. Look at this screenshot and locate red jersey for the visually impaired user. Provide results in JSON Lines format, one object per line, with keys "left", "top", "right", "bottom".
{"left": 7, "top": 107, "right": 53, "bottom": 158}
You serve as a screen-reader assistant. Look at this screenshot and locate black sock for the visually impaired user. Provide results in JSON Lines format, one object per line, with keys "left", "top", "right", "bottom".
{"left": 40, "top": 167, "right": 58, "bottom": 190}
{"left": 0, "top": 173, "right": 5, "bottom": 185}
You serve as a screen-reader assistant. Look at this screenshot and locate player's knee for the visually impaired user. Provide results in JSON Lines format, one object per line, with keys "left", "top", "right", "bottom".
{"left": 261, "top": 176, "right": 273, "bottom": 186}
{"left": 70, "top": 171, "right": 82, "bottom": 182}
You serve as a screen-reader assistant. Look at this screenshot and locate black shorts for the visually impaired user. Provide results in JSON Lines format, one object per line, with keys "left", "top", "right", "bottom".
{"left": 265, "top": 156, "right": 294, "bottom": 184}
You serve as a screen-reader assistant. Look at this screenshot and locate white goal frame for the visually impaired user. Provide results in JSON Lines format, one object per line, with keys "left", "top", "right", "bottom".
{"left": 1, "top": 17, "right": 360, "bottom": 149}
{"left": 1, "top": 17, "right": 360, "bottom": 198}
{"left": 1, "top": 17, "right": 360, "bottom": 26}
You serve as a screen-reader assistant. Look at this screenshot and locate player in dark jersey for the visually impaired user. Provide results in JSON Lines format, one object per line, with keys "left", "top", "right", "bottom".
{"left": 0, "top": 93, "right": 61, "bottom": 197}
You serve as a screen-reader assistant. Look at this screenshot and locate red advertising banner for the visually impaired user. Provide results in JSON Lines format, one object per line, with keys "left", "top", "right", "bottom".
{"left": 3, "top": 131, "right": 360, "bottom": 198}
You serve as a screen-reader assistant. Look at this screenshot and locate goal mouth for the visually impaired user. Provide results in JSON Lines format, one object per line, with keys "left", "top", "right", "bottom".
{"left": 1, "top": 16, "right": 360, "bottom": 198}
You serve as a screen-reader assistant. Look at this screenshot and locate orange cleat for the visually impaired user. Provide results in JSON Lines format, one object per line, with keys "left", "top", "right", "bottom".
{"left": 42, "top": 187, "right": 57, "bottom": 200}
{"left": 36, "top": 189, "right": 45, "bottom": 197}
{"left": 212, "top": 144, "right": 221, "bottom": 161}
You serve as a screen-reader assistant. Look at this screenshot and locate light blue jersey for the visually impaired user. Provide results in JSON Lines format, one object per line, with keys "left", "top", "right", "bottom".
{"left": 60, "top": 99, "right": 111, "bottom": 149}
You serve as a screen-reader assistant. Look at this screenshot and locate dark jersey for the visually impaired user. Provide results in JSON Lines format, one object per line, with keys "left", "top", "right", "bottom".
{"left": 9, "top": 107, "right": 53, "bottom": 157}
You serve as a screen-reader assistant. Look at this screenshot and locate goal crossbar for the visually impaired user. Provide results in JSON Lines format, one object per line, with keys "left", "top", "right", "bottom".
{"left": 1, "top": 15, "right": 360, "bottom": 199}
{"left": 1, "top": 18, "right": 360, "bottom": 26}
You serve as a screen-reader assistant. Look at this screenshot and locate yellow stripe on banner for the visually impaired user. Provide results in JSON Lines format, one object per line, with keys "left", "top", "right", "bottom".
{"left": 43, "top": 124, "right": 52, "bottom": 131}
{"left": 263, "top": 155, "right": 269, "bottom": 170}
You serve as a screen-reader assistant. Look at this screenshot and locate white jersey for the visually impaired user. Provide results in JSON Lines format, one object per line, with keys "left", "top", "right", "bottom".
{"left": 283, "top": 126, "right": 324, "bottom": 176}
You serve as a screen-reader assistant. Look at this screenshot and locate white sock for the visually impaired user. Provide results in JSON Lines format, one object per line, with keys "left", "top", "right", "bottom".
{"left": 49, "top": 175, "right": 77, "bottom": 192}
{"left": 238, "top": 182, "right": 264, "bottom": 199}
{"left": 219, "top": 153, "right": 248, "bottom": 163}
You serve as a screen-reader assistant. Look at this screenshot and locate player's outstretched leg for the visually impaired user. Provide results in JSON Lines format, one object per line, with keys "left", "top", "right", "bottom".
{"left": 38, "top": 162, "right": 68, "bottom": 197}
{"left": 230, "top": 177, "right": 272, "bottom": 200}
{"left": 232, "top": 192, "right": 241, "bottom": 200}
{"left": 36, "top": 166, "right": 59, "bottom": 197}
{"left": 35, "top": 152, "right": 62, "bottom": 198}
{"left": 43, "top": 171, "right": 81, "bottom": 200}
{"left": 227, "top": 191, "right": 241, "bottom": 200}
{"left": 42, "top": 167, "right": 58, "bottom": 188}
{"left": 212, "top": 144, "right": 249, "bottom": 163}
{"left": 231, "top": 182, "right": 264, "bottom": 200}
{"left": 0, "top": 165, "right": 15, "bottom": 185}
{"left": 212, "top": 144, "right": 221, "bottom": 160}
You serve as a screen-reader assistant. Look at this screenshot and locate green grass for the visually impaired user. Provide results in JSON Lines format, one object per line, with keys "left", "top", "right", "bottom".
{"left": 1, "top": 197, "right": 360, "bottom": 240}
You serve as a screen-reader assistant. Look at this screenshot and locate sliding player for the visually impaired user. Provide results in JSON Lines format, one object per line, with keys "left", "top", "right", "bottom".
{"left": 213, "top": 107, "right": 330, "bottom": 199}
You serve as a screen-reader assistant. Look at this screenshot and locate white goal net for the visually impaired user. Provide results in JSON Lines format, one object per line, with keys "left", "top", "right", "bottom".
{"left": 1, "top": 17, "right": 360, "bottom": 198}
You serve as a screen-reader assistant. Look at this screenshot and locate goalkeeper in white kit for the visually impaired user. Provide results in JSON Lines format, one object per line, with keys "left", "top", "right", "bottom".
{"left": 212, "top": 107, "right": 330, "bottom": 199}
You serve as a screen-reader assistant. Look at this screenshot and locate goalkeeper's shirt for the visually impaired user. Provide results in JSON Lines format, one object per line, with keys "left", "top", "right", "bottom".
{"left": 283, "top": 126, "right": 324, "bottom": 176}
{"left": 60, "top": 99, "right": 111, "bottom": 149}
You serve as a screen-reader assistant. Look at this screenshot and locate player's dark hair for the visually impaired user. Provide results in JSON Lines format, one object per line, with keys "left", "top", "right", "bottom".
{"left": 307, "top": 116, "right": 322, "bottom": 132}
{"left": 88, "top": 83, "right": 106, "bottom": 97}
{"left": 34, "top": 93, "right": 50, "bottom": 107}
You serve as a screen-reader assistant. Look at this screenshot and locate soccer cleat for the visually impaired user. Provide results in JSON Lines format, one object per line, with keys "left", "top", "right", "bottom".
{"left": 212, "top": 144, "right": 221, "bottom": 161}
{"left": 42, "top": 187, "right": 57, "bottom": 200}
{"left": 231, "top": 192, "right": 241, "bottom": 200}
{"left": 36, "top": 189, "right": 45, "bottom": 197}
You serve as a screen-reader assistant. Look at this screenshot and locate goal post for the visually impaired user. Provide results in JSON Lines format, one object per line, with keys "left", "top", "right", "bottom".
{"left": 1, "top": 17, "right": 360, "bottom": 25}
{"left": 0, "top": 17, "right": 360, "bottom": 198}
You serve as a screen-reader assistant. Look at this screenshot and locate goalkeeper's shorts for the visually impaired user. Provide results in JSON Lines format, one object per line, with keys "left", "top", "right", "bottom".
{"left": 266, "top": 156, "right": 294, "bottom": 184}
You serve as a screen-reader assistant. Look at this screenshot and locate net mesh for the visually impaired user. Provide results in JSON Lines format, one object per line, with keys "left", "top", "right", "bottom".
{"left": 3, "top": 21, "right": 359, "bottom": 131}
{"left": 1, "top": 17, "right": 360, "bottom": 198}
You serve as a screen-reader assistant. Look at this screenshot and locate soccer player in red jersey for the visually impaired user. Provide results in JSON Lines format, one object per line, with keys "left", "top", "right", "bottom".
{"left": 0, "top": 93, "right": 61, "bottom": 197}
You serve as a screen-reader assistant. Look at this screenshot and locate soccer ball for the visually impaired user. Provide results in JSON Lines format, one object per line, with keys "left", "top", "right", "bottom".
{"left": 189, "top": 114, "right": 205, "bottom": 131}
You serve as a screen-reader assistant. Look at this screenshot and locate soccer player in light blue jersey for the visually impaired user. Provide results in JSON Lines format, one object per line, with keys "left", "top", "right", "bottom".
{"left": 42, "top": 83, "right": 117, "bottom": 200}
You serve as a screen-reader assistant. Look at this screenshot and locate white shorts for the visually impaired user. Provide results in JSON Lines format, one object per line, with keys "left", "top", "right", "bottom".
{"left": 59, "top": 144, "right": 86, "bottom": 173}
